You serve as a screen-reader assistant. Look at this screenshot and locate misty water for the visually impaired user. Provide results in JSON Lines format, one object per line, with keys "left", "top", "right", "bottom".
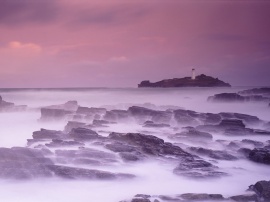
{"left": 0, "top": 87, "right": 269, "bottom": 202}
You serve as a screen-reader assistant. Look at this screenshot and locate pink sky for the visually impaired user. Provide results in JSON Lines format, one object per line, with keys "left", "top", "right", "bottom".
{"left": 0, "top": 0, "right": 270, "bottom": 87}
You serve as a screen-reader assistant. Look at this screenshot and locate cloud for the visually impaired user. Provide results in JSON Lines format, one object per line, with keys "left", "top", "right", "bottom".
{"left": 109, "top": 56, "right": 129, "bottom": 62}
{"left": 0, "top": 0, "right": 59, "bottom": 25}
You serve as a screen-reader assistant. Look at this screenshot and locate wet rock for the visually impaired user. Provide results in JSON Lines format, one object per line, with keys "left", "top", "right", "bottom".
{"left": 242, "top": 139, "right": 264, "bottom": 147}
{"left": 45, "top": 139, "right": 84, "bottom": 148}
{"left": 105, "top": 142, "right": 136, "bottom": 152}
{"left": 237, "top": 148, "right": 252, "bottom": 157}
{"left": 173, "top": 127, "right": 213, "bottom": 140}
{"left": 0, "top": 147, "right": 53, "bottom": 179}
{"left": 251, "top": 180, "right": 270, "bottom": 200}
{"left": 40, "top": 101, "right": 78, "bottom": 121}
{"left": 64, "top": 121, "right": 86, "bottom": 133}
{"left": 180, "top": 193, "right": 224, "bottom": 201}
{"left": 173, "top": 109, "right": 200, "bottom": 125}
{"left": 69, "top": 127, "right": 101, "bottom": 141}
{"left": 229, "top": 193, "right": 258, "bottom": 201}
{"left": 131, "top": 199, "right": 151, "bottom": 202}
{"left": 173, "top": 157, "right": 226, "bottom": 178}
{"left": 108, "top": 132, "right": 192, "bottom": 158}
{"left": 47, "top": 165, "right": 135, "bottom": 180}
{"left": 104, "top": 110, "right": 130, "bottom": 122}
{"left": 189, "top": 147, "right": 238, "bottom": 160}
{"left": 76, "top": 107, "right": 106, "bottom": 115}
{"left": 119, "top": 152, "right": 144, "bottom": 162}
{"left": 128, "top": 106, "right": 173, "bottom": 124}
{"left": 143, "top": 123, "right": 170, "bottom": 128}
{"left": 55, "top": 148, "right": 117, "bottom": 163}
{"left": 208, "top": 93, "right": 245, "bottom": 102}
{"left": 239, "top": 87, "right": 270, "bottom": 97}
{"left": 249, "top": 148, "right": 270, "bottom": 165}
{"left": 33, "top": 129, "right": 66, "bottom": 140}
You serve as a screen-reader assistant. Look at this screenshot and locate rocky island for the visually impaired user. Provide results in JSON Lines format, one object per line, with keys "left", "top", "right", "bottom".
{"left": 138, "top": 74, "right": 231, "bottom": 88}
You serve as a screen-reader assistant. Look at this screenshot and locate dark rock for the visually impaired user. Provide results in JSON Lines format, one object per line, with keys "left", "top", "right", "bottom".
{"left": 189, "top": 147, "right": 238, "bottom": 160}
{"left": 105, "top": 142, "right": 136, "bottom": 153}
{"left": 219, "top": 119, "right": 246, "bottom": 128}
{"left": 47, "top": 165, "right": 134, "bottom": 180}
{"left": 173, "top": 109, "right": 200, "bottom": 125}
{"left": 143, "top": 123, "right": 170, "bottom": 128}
{"left": 229, "top": 194, "right": 257, "bottom": 201}
{"left": 119, "top": 152, "right": 142, "bottom": 161}
{"left": 239, "top": 87, "right": 270, "bottom": 97}
{"left": 251, "top": 180, "right": 270, "bottom": 200}
{"left": 128, "top": 106, "right": 173, "bottom": 124}
{"left": 208, "top": 93, "right": 245, "bottom": 102}
{"left": 33, "top": 129, "right": 66, "bottom": 140}
{"left": 45, "top": 139, "right": 84, "bottom": 148}
{"left": 64, "top": 121, "right": 86, "bottom": 133}
{"left": 131, "top": 199, "right": 151, "bottom": 202}
{"left": 108, "top": 132, "right": 191, "bottom": 158}
{"left": 158, "top": 195, "right": 181, "bottom": 201}
{"left": 173, "top": 128, "right": 213, "bottom": 140}
{"left": 138, "top": 74, "right": 231, "bottom": 87}
{"left": 134, "top": 194, "right": 151, "bottom": 199}
{"left": 237, "top": 148, "right": 252, "bottom": 157}
{"left": 104, "top": 110, "right": 130, "bottom": 122}
{"left": 180, "top": 193, "right": 224, "bottom": 201}
{"left": 173, "top": 157, "right": 226, "bottom": 178}
{"left": 249, "top": 148, "right": 270, "bottom": 165}
{"left": 93, "top": 119, "right": 112, "bottom": 126}
{"left": 76, "top": 107, "right": 106, "bottom": 115}
{"left": 242, "top": 139, "right": 264, "bottom": 147}
{"left": 69, "top": 127, "right": 101, "bottom": 140}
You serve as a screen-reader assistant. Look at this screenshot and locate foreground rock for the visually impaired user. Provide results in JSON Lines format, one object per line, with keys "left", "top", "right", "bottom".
{"left": 249, "top": 148, "right": 270, "bottom": 165}
{"left": 250, "top": 180, "right": 270, "bottom": 201}
{"left": 138, "top": 74, "right": 231, "bottom": 87}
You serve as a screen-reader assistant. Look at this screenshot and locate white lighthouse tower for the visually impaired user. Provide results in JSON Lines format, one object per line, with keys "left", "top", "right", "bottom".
{"left": 191, "top": 68, "right": 196, "bottom": 80}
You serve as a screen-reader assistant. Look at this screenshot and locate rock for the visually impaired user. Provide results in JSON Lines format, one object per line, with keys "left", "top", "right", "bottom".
{"left": 76, "top": 107, "right": 106, "bottom": 115}
{"left": 105, "top": 142, "right": 136, "bottom": 153}
{"left": 64, "top": 121, "right": 86, "bottom": 133}
{"left": 131, "top": 199, "right": 151, "bottom": 202}
{"left": 40, "top": 101, "right": 78, "bottom": 121}
{"left": 239, "top": 87, "right": 270, "bottom": 97}
{"left": 69, "top": 127, "right": 101, "bottom": 141}
{"left": 173, "top": 127, "right": 213, "bottom": 140}
{"left": 237, "top": 148, "right": 252, "bottom": 157}
{"left": 173, "top": 109, "right": 200, "bottom": 125}
{"left": 45, "top": 139, "right": 84, "bottom": 148}
{"left": 158, "top": 195, "right": 181, "bottom": 201}
{"left": 0, "top": 96, "right": 27, "bottom": 112}
{"left": 173, "top": 157, "right": 226, "bottom": 178}
{"left": 251, "top": 180, "right": 270, "bottom": 200}
{"left": 138, "top": 74, "right": 231, "bottom": 87}
{"left": 104, "top": 110, "right": 130, "bottom": 122}
{"left": 108, "top": 132, "right": 191, "bottom": 158}
{"left": 189, "top": 147, "right": 238, "bottom": 160}
{"left": 219, "top": 119, "right": 246, "bottom": 128}
{"left": 47, "top": 165, "right": 135, "bottom": 180}
{"left": 208, "top": 93, "right": 246, "bottom": 102}
{"left": 143, "top": 123, "right": 170, "bottom": 128}
{"left": 229, "top": 194, "right": 257, "bottom": 201}
{"left": 180, "top": 193, "right": 224, "bottom": 201}
{"left": 128, "top": 106, "right": 173, "bottom": 124}
{"left": 0, "top": 147, "right": 53, "bottom": 179}
{"left": 119, "top": 152, "right": 142, "bottom": 161}
{"left": 242, "top": 139, "right": 264, "bottom": 147}
{"left": 248, "top": 148, "right": 270, "bottom": 165}
{"left": 32, "top": 129, "right": 66, "bottom": 140}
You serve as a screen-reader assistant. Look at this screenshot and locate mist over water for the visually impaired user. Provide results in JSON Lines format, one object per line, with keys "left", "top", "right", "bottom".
{"left": 0, "top": 87, "right": 269, "bottom": 202}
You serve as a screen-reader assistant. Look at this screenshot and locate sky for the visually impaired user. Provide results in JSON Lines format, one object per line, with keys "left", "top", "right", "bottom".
{"left": 0, "top": 0, "right": 270, "bottom": 88}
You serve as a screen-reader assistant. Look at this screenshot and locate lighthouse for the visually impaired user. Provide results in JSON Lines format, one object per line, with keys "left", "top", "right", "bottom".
{"left": 192, "top": 68, "right": 196, "bottom": 80}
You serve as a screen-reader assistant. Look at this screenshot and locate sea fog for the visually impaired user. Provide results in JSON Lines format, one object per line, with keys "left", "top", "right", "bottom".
{"left": 0, "top": 87, "right": 269, "bottom": 202}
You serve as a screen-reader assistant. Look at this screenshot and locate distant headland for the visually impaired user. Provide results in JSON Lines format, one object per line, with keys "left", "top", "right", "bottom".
{"left": 138, "top": 69, "right": 231, "bottom": 88}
